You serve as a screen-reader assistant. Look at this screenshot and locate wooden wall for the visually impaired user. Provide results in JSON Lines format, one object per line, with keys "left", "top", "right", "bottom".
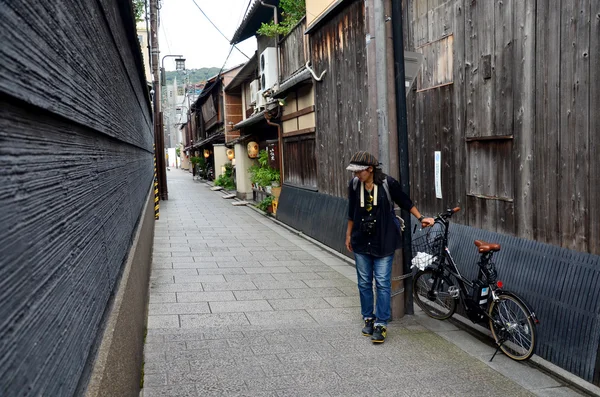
{"left": 405, "top": 0, "right": 600, "bottom": 255}
{"left": 224, "top": 91, "right": 242, "bottom": 142}
{"left": 0, "top": 0, "right": 153, "bottom": 394}
{"left": 257, "top": 35, "right": 277, "bottom": 61}
{"left": 282, "top": 83, "right": 317, "bottom": 188}
{"left": 311, "top": 0, "right": 372, "bottom": 197}
{"left": 279, "top": 18, "right": 308, "bottom": 81}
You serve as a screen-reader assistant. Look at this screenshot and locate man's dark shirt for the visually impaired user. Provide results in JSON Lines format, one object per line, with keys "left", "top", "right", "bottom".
{"left": 347, "top": 176, "right": 413, "bottom": 257}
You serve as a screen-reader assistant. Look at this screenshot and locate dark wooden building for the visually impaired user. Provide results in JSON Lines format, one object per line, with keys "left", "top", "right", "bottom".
{"left": 405, "top": 0, "right": 600, "bottom": 257}
{"left": 188, "top": 65, "right": 243, "bottom": 177}
{"left": 404, "top": 0, "right": 600, "bottom": 386}
{"left": 275, "top": 18, "right": 318, "bottom": 190}
{"left": 275, "top": 0, "right": 600, "bottom": 386}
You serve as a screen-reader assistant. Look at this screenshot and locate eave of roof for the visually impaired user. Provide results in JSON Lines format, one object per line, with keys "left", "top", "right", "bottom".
{"left": 192, "top": 131, "right": 225, "bottom": 148}
{"left": 304, "top": 0, "right": 348, "bottom": 35}
{"left": 225, "top": 53, "right": 258, "bottom": 92}
{"left": 272, "top": 67, "right": 311, "bottom": 98}
{"left": 231, "top": 0, "right": 280, "bottom": 44}
{"left": 232, "top": 110, "right": 266, "bottom": 131}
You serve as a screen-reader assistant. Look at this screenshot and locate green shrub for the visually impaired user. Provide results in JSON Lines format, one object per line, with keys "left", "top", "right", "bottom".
{"left": 256, "top": 195, "right": 274, "bottom": 212}
{"left": 214, "top": 163, "right": 235, "bottom": 190}
{"left": 257, "top": 0, "right": 305, "bottom": 37}
{"left": 249, "top": 150, "right": 280, "bottom": 188}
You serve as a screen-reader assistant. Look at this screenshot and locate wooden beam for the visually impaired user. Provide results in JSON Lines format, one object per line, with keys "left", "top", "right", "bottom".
{"left": 281, "top": 105, "right": 315, "bottom": 122}
{"left": 465, "top": 135, "right": 513, "bottom": 142}
{"left": 466, "top": 193, "right": 514, "bottom": 202}
{"left": 282, "top": 127, "right": 315, "bottom": 137}
{"left": 416, "top": 81, "right": 453, "bottom": 93}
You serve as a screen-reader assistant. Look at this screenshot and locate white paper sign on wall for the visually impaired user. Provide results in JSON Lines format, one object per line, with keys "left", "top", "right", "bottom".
{"left": 434, "top": 151, "right": 442, "bottom": 199}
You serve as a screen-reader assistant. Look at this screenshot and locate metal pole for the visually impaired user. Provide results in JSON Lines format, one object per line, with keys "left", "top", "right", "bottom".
{"left": 150, "top": 0, "right": 168, "bottom": 200}
{"left": 144, "top": 0, "right": 152, "bottom": 74}
{"left": 259, "top": 2, "right": 284, "bottom": 182}
{"left": 391, "top": 0, "right": 413, "bottom": 314}
{"left": 374, "top": 0, "right": 389, "bottom": 171}
{"left": 161, "top": 54, "right": 184, "bottom": 83}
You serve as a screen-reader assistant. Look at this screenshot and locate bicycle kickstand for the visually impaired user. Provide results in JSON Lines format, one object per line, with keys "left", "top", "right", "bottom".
{"left": 490, "top": 338, "right": 506, "bottom": 362}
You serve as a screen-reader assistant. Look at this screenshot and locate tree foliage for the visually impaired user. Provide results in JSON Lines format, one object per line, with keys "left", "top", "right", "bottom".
{"left": 132, "top": 0, "right": 145, "bottom": 22}
{"left": 257, "top": 0, "right": 305, "bottom": 38}
{"left": 163, "top": 68, "right": 221, "bottom": 86}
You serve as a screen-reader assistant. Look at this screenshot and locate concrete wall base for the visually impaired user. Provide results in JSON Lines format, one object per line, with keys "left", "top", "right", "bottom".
{"left": 84, "top": 187, "right": 155, "bottom": 397}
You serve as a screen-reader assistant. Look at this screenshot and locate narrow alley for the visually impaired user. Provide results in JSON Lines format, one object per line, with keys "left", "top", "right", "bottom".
{"left": 142, "top": 170, "right": 566, "bottom": 397}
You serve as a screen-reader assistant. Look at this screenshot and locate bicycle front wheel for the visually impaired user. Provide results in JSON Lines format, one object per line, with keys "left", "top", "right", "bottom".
{"left": 413, "top": 269, "right": 457, "bottom": 320}
{"left": 488, "top": 293, "right": 536, "bottom": 361}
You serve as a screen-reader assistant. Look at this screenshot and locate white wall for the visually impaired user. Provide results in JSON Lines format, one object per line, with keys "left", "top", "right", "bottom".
{"left": 213, "top": 144, "right": 228, "bottom": 178}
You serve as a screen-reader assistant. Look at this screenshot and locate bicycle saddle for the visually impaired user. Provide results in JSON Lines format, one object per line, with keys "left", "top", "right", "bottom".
{"left": 474, "top": 240, "right": 501, "bottom": 253}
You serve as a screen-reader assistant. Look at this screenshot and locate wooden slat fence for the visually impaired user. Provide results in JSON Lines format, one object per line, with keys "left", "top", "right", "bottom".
{"left": 406, "top": 0, "right": 599, "bottom": 255}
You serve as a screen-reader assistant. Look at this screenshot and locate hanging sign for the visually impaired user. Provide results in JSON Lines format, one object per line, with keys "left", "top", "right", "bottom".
{"left": 434, "top": 151, "right": 442, "bottom": 199}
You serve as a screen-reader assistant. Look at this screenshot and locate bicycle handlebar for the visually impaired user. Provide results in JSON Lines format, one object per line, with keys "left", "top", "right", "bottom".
{"left": 435, "top": 207, "right": 460, "bottom": 221}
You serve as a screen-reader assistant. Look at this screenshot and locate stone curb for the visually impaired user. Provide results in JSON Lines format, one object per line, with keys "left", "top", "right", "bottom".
{"left": 447, "top": 313, "right": 600, "bottom": 397}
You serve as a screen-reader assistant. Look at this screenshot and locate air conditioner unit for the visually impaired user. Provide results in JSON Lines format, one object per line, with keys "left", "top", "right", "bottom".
{"left": 260, "top": 47, "right": 277, "bottom": 91}
{"left": 256, "top": 89, "right": 266, "bottom": 110}
{"left": 249, "top": 79, "right": 259, "bottom": 105}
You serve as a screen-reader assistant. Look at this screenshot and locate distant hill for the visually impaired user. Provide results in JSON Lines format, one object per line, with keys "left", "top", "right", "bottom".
{"left": 164, "top": 67, "right": 221, "bottom": 86}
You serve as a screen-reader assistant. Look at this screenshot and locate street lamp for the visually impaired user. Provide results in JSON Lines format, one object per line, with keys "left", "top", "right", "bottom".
{"left": 160, "top": 54, "right": 185, "bottom": 86}
{"left": 175, "top": 58, "right": 186, "bottom": 71}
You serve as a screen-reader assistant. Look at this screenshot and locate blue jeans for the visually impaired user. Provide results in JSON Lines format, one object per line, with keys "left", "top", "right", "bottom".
{"left": 354, "top": 253, "right": 394, "bottom": 326}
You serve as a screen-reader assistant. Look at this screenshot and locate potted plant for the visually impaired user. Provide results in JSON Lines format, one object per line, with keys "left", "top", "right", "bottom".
{"left": 249, "top": 150, "right": 280, "bottom": 191}
{"left": 271, "top": 171, "right": 281, "bottom": 199}
{"left": 257, "top": 195, "right": 274, "bottom": 213}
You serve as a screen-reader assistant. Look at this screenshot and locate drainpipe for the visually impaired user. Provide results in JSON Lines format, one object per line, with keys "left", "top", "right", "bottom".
{"left": 260, "top": 1, "right": 281, "bottom": 90}
{"left": 375, "top": 0, "right": 389, "bottom": 171}
{"left": 391, "top": 0, "right": 413, "bottom": 314}
{"left": 145, "top": 0, "right": 152, "bottom": 75}
{"left": 259, "top": 2, "right": 283, "bottom": 185}
{"left": 264, "top": 109, "right": 283, "bottom": 184}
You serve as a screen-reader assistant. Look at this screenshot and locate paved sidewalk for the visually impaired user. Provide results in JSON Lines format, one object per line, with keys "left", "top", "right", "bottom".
{"left": 142, "top": 170, "right": 577, "bottom": 397}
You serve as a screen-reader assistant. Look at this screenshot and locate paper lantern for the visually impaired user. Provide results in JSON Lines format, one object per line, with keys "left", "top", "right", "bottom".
{"left": 226, "top": 148, "right": 235, "bottom": 160}
{"left": 203, "top": 149, "right": 210, "bottom": 158}
{"left": 247, "top": 141, "right": 259, "bottom": 159}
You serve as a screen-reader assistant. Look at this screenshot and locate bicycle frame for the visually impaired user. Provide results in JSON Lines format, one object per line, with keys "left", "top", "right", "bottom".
{"left": 430, "top": 217, "right": 497, "bottom": 324}
{"left": 416, "top": 207, "right": 539, "bottom": 361}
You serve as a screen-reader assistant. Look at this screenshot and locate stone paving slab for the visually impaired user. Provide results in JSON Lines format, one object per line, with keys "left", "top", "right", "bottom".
{"left": 142, "top": 171, "right": 580, "bottom": 397}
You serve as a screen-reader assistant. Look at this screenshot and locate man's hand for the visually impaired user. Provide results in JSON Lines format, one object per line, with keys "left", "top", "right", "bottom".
{"left": 421, "top": 217, "right": 435, "bottom": 228}
{"left": 345, "top": 235, "right": 353, "bottom": 252}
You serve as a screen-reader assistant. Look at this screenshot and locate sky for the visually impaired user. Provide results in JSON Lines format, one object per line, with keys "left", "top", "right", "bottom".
{"left": 158, "top": 0, "right": 257, "bottom": 71}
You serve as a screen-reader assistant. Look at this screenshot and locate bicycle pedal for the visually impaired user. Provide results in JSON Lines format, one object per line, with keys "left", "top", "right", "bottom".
{"left": 448, "top": 286, "right": 460, "bottom": 298}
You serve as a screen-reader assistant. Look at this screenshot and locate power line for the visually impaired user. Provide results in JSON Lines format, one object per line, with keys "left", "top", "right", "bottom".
{"left": 190, "top": 0, "right": 250, "bottom": 59}
{"left": 161, "top": 19, "right": 173, "bottom": 55}
{"left": 235, "top": 0, "right": 252, "bottom": 28}
{"left": 195, "top": 44, "right": 235, "bottom": 101}
{"left": 240, "top": 0, "right": 252, "bottom": 25}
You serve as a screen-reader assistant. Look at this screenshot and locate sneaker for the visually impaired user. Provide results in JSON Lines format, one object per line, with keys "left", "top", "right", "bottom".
{"left": 371, "top": 325, "right": 387, "bottom": 343}
{"left": 361, "top": 318, "right": 375, "bottom": 336}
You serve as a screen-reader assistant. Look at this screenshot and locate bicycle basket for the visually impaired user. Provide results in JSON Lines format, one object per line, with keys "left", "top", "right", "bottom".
{"left": 407, "top": 227, "right": 445, "bottom": 270}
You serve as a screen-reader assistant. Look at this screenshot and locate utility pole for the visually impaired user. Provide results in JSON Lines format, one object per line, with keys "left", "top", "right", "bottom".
{"left": 150, "top": 0, "right": 168, "bottom": 200}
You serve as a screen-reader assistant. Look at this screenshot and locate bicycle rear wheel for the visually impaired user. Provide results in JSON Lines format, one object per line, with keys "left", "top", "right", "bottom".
{"left": 488, "top": 294, "right": 536, "bottom": 361}
{"left": 413, "top": 269, "right": 457, "bottom": 320}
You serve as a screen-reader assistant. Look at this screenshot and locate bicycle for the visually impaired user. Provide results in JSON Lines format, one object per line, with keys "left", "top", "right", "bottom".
{"left": 410, "top": 207, "right": 539, "bottom": 361}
